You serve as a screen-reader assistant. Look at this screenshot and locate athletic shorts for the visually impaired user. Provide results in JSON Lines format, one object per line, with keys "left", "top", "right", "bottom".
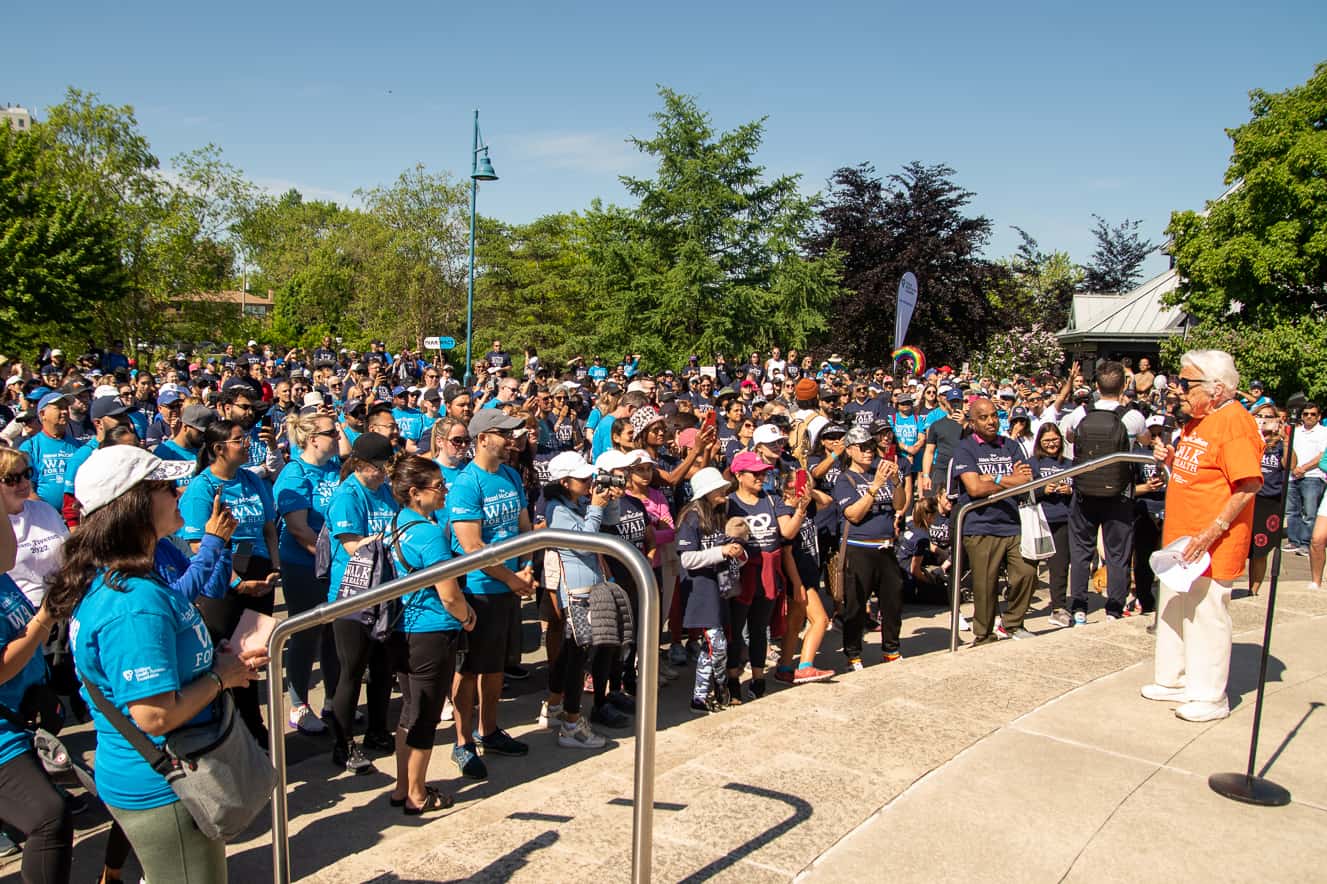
{"left": 457, "top": 592, "right": 515, "bottom": 675}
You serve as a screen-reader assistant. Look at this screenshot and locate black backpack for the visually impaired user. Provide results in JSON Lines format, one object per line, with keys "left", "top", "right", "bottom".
{"left": 1073, "top": 406, "right": 1131, "bottom": 498}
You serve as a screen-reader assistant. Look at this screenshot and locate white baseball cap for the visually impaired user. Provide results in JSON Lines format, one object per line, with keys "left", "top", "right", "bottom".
{"left": 548, "top": 451, "right": 596, "bottom": 481}
{"left": 595, "top": 449, "right": 636, "bottom": 472}
{"left": 74, "top": 446, "right": 194, "bottom": 515}
{"left": 93, "top": 384, "right": 121, "bottom": 400}
{"left": 752, "top": 424, "right": 786, "bottom": 446}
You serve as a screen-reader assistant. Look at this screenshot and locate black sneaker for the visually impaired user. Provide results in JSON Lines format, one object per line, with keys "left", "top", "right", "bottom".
{"left": 504, "top": 665, "right": 530, "bottom": 680}
{"left": 590, "top": 703, "right": 631, "bottom": 730}
{"left": 362, "top": 730, "right": 395, "bottom": 754}
{"left": 689, "top": 698, "right": 710, "bottom": 715}
{"left": 476, "top": 728, "right": 529, "bottom": 757}
{"left": 333, "top": 742, "right": 374, "bottom": 775}
{"left": 605, "top": 690, "right": 636, "bottom": 713}
{"left": 749, "top": 678, "right": 767, "bottom": 699}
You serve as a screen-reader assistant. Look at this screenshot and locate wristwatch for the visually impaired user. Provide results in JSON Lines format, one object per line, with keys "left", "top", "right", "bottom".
{"left": 1213, "top": 516, "right": 1231, "bottom": 532}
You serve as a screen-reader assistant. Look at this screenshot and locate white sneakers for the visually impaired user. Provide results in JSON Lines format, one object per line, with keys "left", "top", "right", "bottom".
{"left": 538, "top": 701, "right": 564, "bottom": 729}
{"left": 1140, "top": 683, "right": 1187, "bottom": 702}
{"left": 558, "top": 716, "right": 606, "bottom": 749}
{"left": 1175, "top": 699, "right": 1230, "bottom": 722}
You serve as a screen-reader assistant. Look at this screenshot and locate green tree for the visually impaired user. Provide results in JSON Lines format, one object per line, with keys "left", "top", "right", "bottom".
{"left": 586, "top": 87, "right": 842, "bottom": 367}
{"left": 1165, "top": 61, "right": 1327, "bottom": 398}
{"left": 1080, "top": 215, "right": 1155, "bottom": 293}
{"left": 990, "top": 226, "right": 1082, "bottom": 332}
{"left": 0, "top": 121, "right": 126, "bottom": 348}
{"left": 1160, "top": 318, "right": 1327, "bottom": 402}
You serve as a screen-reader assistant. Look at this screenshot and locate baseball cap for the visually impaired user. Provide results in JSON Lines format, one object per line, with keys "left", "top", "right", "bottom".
{"left": 246, "top": 340, "right": 258, "bottom": 347}
{"left": 391, "top": 385, "right": 408, "bottom": 398}
{"left": 751, "top": 424, "right": 786, "bottom": 447}
{"left": 731, "top": 451, "right": 774, "bottom": 474}
{"left": 92, "top": 384, "right": 120, "bottom": 400}
{"left": 302, "top": 391, "right": 324, "bottom": 409}
{"left": 1145, "top": 414, "right": 1166, "bottom": 428}
{"left": 181, "top": 405, "right": 217, "bottom": 431}
{"left": 844, "top": 426, "right": 873, "bottom": 446}
{"left": 421, "top": 388, "right": 441, "bottom": 403}
{"left": 37, "top": 391, "right": 70, "bottom": 411}
{"left": 350, "top": 432, "right": 394, "bottom": 463}
{"left": 90, "top": 398, "right": 136, "bottom": 421}
{"left": 548, "top": 451, "right": 596, "bottom": 481}
{"left": 819, "top": 422, "right": 848, "bottom": 439}
{"left": 1010, "top": 407, "right": 1030, "bottom": 422}
{"left": 944, "top": 388, "right": 964, "bottom": 402}
{"left": 74, "top": 447, "right": 194, "bottom": 515}
{"left": 468, "top": 409, "right": 525, "bottom": 438}
{"left": 157, "top": 389, "right": 185, "bottom": 407}
{"left": 50, "top": 349, "right": 63, "bottom": 357}
{"left": 594, "top": 449, "right": 636, "bottom": 472}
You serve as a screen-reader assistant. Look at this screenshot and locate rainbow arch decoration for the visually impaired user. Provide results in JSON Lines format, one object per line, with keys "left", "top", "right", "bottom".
{"left": 892, "top": 346, "right": 925, "bottom": 377}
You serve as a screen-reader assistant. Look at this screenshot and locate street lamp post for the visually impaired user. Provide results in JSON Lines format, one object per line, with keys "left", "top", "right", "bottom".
{"left": 464, "top": 109, "right": 498, "bottom": 386}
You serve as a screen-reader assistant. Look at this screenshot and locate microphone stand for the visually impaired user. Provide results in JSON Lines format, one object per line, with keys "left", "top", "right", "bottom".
{"left": 1208, "top": 393, "right": 1305, "bottom": 806}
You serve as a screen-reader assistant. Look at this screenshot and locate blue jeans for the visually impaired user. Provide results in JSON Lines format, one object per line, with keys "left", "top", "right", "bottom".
{"left": 1286, "top": 477, "right": 1325, "bottom": 547}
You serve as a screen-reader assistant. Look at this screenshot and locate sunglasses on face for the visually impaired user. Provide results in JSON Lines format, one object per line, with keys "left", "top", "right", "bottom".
{"left": 311, "top": 430, "right": 338, "bottom": 439}
{"left": 1, "top": 467, "right": 35, "bottom": 486}
{"left": 446, "top": 435, "right": 471, "bottom": 446}
{"left": 1175, "top": 377, "right": 1208, "bottom": 393}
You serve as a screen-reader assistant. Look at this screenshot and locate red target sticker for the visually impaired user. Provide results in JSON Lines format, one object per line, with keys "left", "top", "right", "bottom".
{"left": 1267, "top": 514, "right": 1280, "bottom": 532}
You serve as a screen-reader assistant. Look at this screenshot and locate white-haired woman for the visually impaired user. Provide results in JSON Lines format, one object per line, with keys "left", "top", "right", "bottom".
{"left": 1145, "top": 350, "right": 1263, "bottom": 723}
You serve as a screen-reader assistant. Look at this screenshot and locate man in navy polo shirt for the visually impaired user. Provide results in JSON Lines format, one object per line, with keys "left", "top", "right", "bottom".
{"left": 951, "top": 398, "right": 1037, "bottom": 645}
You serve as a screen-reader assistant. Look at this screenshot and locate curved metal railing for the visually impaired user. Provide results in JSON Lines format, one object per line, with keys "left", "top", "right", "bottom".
{"left": 265, "top": 530, "right": 660, "bottom": 883}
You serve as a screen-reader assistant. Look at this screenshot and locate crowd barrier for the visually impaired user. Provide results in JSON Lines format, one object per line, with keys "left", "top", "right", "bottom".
{"left": 264, "top": 530, "right": 660, "bottom": 884}
{"left": 948, "top": 452, "right": 1160, "bottom": 652}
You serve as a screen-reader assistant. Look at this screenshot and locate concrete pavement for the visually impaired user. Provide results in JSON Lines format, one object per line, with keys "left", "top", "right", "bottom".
{"left": 5, "top": 555, "right": 1324, "bottom": 883}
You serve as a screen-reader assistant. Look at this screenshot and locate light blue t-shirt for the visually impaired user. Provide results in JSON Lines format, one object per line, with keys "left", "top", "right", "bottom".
{"left": 153, "top": 438, "right": 197, "bottom": 462}
{"left": 273, "top": 457, "right": 341, "bottom": 567}
{"left": 393, "top": 508, "right": 461, "bottom": 633}
{"left": 445, "top": 461, "right": 527, "bottom": 596}
{"left": 243, "top": 424, "right": 271, "bottom": 474}
{"left": 0, "top": 576, "right": 47, "bottom": 766}
{"left": 325, "top": 474, "right": 400, "bottom": 602}
{"left": 392, "top": 407, "right": 426, "bottom": 444}
{"left": 591, "top": 413, "right": 618, "bottom": 461}
{"left": 19, "top": 432, "right": 79, "bottom": 509}
{"left": 71, "top": 571, "right": 215, "bottom": 810}
{"left": 64, "top": 438, "right": 101, "bottom": 493}
{"left": 179, "top": 469, "right": 276, "bottom": 562}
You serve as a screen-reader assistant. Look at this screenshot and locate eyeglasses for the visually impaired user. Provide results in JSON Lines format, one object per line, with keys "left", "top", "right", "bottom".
{"left": 370, "top": 424, "right": 399, "bottom": 434}
{"left": 446, "top": 435, "right": 471, "bottom": 446}
{"left": 1176, "top": 377, "right": 1208, "bottom": 393}
{"left": 225, "top": 437, "right": 248, "bottom": 446}
{"left": 311, "top": 430, "right": 338, "bottom": 439}
{"left": 1, "top": 467, "right": 35, "bottom": 486}
{"left": 422, "top": 481, "right": 446, "bottom": 492}
{"left": 1302, "top": 411, "right": 1321, "bottom": 418}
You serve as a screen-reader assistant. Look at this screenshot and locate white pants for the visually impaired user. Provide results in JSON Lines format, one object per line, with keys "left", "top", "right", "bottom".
{"left": 660, "top": 543, "right": 680, "bottom": 639}
{"left": 1153, "top": 576, "right": 1233, "bottom": 703}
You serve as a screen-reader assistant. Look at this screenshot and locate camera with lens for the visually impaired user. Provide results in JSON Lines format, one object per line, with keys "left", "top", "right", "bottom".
{"left": 594, "top": 473, "right": 627, "bottom": 490}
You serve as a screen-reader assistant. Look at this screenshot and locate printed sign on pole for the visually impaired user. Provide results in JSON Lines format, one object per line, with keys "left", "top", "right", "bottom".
{"left": 894, "top": 272, "right": 918, "bottom": 352}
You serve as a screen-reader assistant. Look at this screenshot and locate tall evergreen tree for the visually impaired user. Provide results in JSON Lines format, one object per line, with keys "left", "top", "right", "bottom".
{"left": 1079, "top": 215, "right": 1155, "bottom": 293}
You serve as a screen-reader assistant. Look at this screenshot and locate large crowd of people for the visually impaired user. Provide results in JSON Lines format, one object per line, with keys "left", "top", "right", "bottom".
{"left": 0, "top": 336, "right": 1321, "bottom": 883}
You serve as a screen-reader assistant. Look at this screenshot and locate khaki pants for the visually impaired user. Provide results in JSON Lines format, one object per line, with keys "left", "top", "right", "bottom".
{"left": 963, "top": 534, "right": 1036, "bottom": 642}
{"left": 1153, "top": 577, "right": 1233, "bottom": 704}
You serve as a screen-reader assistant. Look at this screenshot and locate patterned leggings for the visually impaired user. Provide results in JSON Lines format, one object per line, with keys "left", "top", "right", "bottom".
{"left": 692, "top": 627, "right": 728, "bottom": 701}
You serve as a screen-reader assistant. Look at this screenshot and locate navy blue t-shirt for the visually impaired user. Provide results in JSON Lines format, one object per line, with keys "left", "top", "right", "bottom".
{"left": 1030, "top": 455, "right": 1073, "bottom": 524}
{"left": 833, "top": 465, "right": 899, "bottom": 541}
{"left": 1259, "top": 440, "right": 1285, "bottom": 500}
{"left": 951, "top": 434, "right": 1028, "bottom": 537}
{"left": 726, "top": 492, "right": 783, "bottom": 554}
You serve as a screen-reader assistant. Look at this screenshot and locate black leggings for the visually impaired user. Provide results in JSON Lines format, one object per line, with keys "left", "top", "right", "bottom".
{"left": 550, "top": 633, "right": 589, "bottom": 715}
{"left": 330, "top": 620, "right": 391, "bottom": 747}
{"left": 0, "top": 750, "right": 72, "bottom": 884}
{"left": 727, "top": 592, "right": 775, "bottom": 672}
{"left": 196, "top": 554, "right": 276, "bottom": 744}
{"left": 392, "top": 630, "right": 459, "bottom": 749}
{"left": 1045, "top": 521, "right": 1070, "bottom": 610}
{"left": 1133, "top": 509, "right": 1162, "bottom": 613}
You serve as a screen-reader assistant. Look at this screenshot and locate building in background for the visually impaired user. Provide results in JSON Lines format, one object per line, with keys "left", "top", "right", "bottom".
{"left": 2, "top": 104, "right": 34, "bottom": 131}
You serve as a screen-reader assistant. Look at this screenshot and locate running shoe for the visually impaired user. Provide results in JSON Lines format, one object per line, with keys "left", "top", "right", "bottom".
{"left": 452, "top": 743, "right": 488, "bottom": 779}
{"left": 538, "top": 701, "right": 564, "bottom": 729}
{"left": 333, "top": 742, "right": 374, "bottom": 775}
{"left": 668, "top": 644, "right": 689, "bottom": 666}
{"left": 558, "top": 717, "right": 606, "bottom": 749}
{"left": 288, "top": 703, "right": 327, "bottom": 735}
{"left": 475, "top": 728, "right": 529, "bottom": 756}
{"left": 793, "top": 666, "right": 834, "bottom": 684}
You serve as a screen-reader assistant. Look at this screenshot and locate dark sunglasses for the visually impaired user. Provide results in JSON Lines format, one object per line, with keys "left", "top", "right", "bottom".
{"left": 1176, "top": 377, "right": 1208, "bottom": 393}
{"left": 446, "top": 435, "right": 472, "bottom": 445}
{"left": 1, "top": 467, "right": 35, "bottom": 486}
{"left": 311, "top": 430, "right": 338, "bottom": 439}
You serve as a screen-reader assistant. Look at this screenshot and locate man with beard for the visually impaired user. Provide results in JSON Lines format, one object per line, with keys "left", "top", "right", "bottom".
{"left": 219, "top": 383, "right": 282, "bottom": 480}
{"left": 61, "top": 380, "right": 96, "bottom": 443}
{"left": 155, "top": 404, "right": 215, "bottom": 462}
{"left": 19, "top": 391, "right": 80, "bottom": 510}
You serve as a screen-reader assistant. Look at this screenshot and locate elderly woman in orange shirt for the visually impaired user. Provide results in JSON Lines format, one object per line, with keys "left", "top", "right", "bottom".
{"left": 1144, "top": 350, "right": 1263, "bottom": 723}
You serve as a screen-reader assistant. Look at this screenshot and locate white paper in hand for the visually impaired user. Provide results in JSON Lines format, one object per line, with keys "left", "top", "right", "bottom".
{"left": 1149, "top": 537, "right": 1211, "bottom": 593}
{"left": 229, "top": 609, "right": 277, "bottom": 657}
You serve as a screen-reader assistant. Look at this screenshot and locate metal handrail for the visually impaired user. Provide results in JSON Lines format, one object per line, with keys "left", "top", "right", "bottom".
{"left": 265, "top": 530, "right": 660, "bottom": 883}
{"left": 948, "top": 451, "right": 1158, "bottom": 651}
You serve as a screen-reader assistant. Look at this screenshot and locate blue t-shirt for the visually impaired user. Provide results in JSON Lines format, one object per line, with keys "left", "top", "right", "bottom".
{"left": 179, "top": 469, "right": 276, "bottom": 561}
{"left": 393, "top": 508, "right": 462, "bottom": 633}
{"left": 843, "top": 400, "right": 880, "bottom": 430}
{"left": 445, "top": 461, "right": 527, "bottom": 596}
{"left": 1031, "top": 455, "right": 1073, "bottom": 524}
{"left": 891, "top": 412, "right": 924, "bottom": 471}
{"left": 19, "top": 432, "right": 79, "bottom": 509}
{"left": 64, "top": 438, "right": 101, "bottom": 493}
{"left": 243, "top": 424, "right": 271, "bottom": 474}
{"left": 677, "top": 509, "right": 728, "bottom": 631}
{"left": 951, "top": 434, "right": 1028, "bottom": 537}
{"left": 896, "top": 526, "right": 931, "bottom": 569}
{"left": 0, "top": 576, "right": 47, "bottom": 766}
{"left": 834, "top": 465, "right": 900, "bottom": 541}
{"left": 591, "top": 414, "right": 618, "bottom": 461}
{"left": 153, "top": 438, "right": 198, "bottom": 462}
{"left": 273, "top": 457, "right": 341, "bottom": 567}
{"left": 325, "top": 474, "right": 400, "bottom": 602}
{"left": 726, "top": 492, "right": 784, "bottom": 554}
{"left": 71, "top": 571, "right": 215, "bottom": 810}
{"left": 393, "top": 407, "right": 426, "bottom": 444}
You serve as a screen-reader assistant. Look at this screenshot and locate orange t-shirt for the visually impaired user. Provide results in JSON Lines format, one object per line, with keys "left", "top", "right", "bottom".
{"left": 1162, "top": 401, "right": 1264, "bottom": 580}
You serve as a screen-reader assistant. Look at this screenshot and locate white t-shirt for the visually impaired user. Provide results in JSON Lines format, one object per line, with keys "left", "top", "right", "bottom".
{"left": 1062, "top": 400, "right": 1146, "bottom": 445}
{"left": 1292, "top": 422, "right": 1327, "bottom": 480}
{"left": 764, "top": 358, "right": 787, "bottom": 379}
{"left": 8, "top": 499, "right": 68, "bottom": 607}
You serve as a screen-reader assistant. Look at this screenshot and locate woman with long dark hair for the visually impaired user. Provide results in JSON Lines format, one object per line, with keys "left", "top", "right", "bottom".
{"left": 387, "top": 456, "right": 473, "bottom": 812}
{"left": 178, "top": 419, "right": 279, "bottom": 745}
{"left": 324, "top": 432, "right": 400, "bottom": 774}
{"left": 50, "top": 446, "right": 263, "bottom": 883}
{"left": 1030, "top": 422, "right": 1073, "bottom": 628}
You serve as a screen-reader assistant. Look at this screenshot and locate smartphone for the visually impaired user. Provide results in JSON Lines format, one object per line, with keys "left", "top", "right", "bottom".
{"left": 232, "top": 540, "right": 253, "bottom": 575}
{"left": 259, "top": 414, "right": 272, "bottom": 431}
{"left": 793, "top": 468, "right": 809, "bottom": 497}
{"left": 703, "top": 410, "right": 717, "bottom": 432}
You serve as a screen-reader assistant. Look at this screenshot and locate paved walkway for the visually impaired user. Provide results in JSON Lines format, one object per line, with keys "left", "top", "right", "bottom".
{"left": 5, "top": 558, "right": 1323, "bottom": 883}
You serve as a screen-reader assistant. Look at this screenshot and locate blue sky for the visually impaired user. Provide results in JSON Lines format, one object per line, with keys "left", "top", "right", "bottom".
{"left": 7, "top": 1, "right": 1324, "bottom": 275}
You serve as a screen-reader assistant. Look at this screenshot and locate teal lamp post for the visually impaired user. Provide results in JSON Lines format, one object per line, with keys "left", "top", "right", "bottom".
{"left": 464, "top": 109, "right": 498, "bottom": 386}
